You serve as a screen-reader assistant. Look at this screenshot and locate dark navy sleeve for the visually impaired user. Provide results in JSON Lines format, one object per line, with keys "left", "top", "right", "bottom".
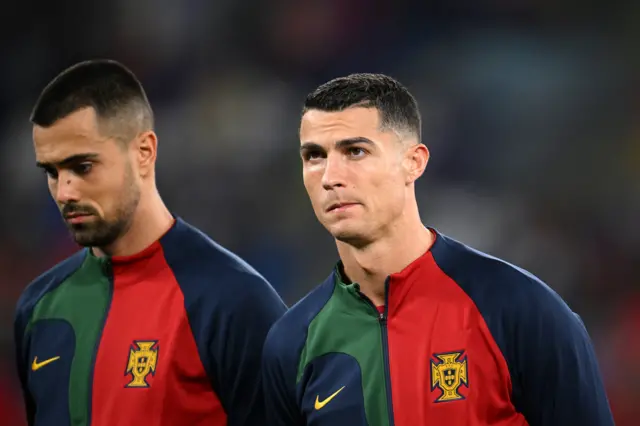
{"left": 14, "top": 300, "right": 35, "bottom": 426}
{"left": 512, "top": 292, "right": 614, "bottom": 426}
{"left": 260, "top": 273, "right": 336, "bottom": 426}
{"left": 11, "top": 251, "right": 86, "bottom": 426}
{"left": 208, "top": 272, "right": 287, "bottom": 426}
{"left": 161, "top": 221, "right": 288, "bottom": 426}
{"left": 430, "top": 234, "right": 614, "bottom": 426}
{"left": 262, "top": 320, "right": 304, "bottom": 426}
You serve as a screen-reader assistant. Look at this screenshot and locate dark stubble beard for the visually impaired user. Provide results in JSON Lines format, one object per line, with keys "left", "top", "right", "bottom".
{"left": 63, "top": 165, "right": 141, "bottom": 248}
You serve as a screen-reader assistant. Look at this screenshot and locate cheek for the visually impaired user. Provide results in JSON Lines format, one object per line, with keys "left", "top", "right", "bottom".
{"left": 303, "top": 171, "right": 322, "bottom": 203}
{"left": 370, "top": 169, "right": 404, "bottom": 206}
{"left": 364, "top": 163, "right": 392, "bottom": 190}
{"left": 94, "top": 175, "right": 128, "bottom": 214}
{"left": 47, "top": 180, "right": 57, "bottom": 199}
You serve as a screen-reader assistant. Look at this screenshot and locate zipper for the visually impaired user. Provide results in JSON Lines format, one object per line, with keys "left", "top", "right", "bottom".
{"left": 357, "top": 277, "right": 395, "bottom": 426}
{"left": 87, "top": 257, "right": 114, "bottom": 426}
{"left": 379, "top": 277, "right": 395, "bottom": 426}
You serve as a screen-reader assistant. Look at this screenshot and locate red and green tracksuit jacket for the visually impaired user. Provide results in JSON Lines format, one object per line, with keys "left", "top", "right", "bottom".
{"left": 14, "top": 217, "right": 287, "bottom": 426}
{"left": 261, "top": 229, "right": 614, "bottom": 425}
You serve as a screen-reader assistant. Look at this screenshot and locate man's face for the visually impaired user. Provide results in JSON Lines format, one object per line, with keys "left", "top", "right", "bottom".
{"left": 33, "top": 107, "right": 140, "bottom": 248}
{"left": 300, "top": 107, "right": 411, "bottom": 247}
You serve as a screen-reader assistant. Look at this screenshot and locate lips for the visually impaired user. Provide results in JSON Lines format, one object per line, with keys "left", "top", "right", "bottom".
{"left": 64, "top": 212, "right": 93, "bottom": 224}
{"left": 326, "top": 202, "right": 359, "bottom": 212}
{"left": 64, "top": 212, "right": 91, "bottom": 219}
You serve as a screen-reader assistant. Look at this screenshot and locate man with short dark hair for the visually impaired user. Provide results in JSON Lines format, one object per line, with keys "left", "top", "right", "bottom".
{"left": 14, "top": 59, "right": 286, "bottom": 426}
{"left": 261, "top": 73, "right": 614, "bottom": 426}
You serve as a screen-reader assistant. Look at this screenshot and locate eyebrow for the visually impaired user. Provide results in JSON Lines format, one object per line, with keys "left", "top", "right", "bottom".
{"left": 300, "top": 137, "right": 375, "bottom": 153}
{"left": 36, "top": 153, "right": 100, "bottom": 169}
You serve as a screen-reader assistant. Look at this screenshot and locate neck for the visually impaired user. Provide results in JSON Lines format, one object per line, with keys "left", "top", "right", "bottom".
{"left": 93, "top": 188, "right": 174, "bottom": 258}
{"left": 337, "top": 205, "right": 434, "bottom": 306}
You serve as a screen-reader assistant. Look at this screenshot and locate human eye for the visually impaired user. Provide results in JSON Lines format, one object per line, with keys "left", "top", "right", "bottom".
{"left": 302, "top": 149, "right": 326, "bottom": 162}
{"left": 347, "top": 146, "right": 367, "bottom": 158}
{"left": 42, "top": 166, "right": 58, "bottom": 180}
{"left": 72, "top": 162, "right": 93, "bottom": 176}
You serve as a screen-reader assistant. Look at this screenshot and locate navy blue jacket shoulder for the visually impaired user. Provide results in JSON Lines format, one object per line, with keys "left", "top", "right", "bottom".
{"left": 431, "top": 232, "right": 614, "bottom": 425}
{"left": 161, "top": 218, "right": 289, "bottom": 425}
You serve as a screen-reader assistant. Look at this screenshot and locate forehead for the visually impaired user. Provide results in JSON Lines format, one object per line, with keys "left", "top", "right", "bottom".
{"left": 33, "top": 108, "right": 111, "bottom": 162}
{"left": 300, "top": 107, "right": 385, "bottom": 145}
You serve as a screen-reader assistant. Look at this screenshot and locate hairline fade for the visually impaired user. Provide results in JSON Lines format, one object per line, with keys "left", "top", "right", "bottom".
{"left": 30, "top": 59, "right": 154, "bottom": 141}
{"left": 301, "top": 73, "right": 422, "bottom": 143}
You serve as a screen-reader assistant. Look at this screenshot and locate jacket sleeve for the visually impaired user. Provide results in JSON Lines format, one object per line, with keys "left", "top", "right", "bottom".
{"left": 513, "top": 292, "right": 614, "bottom": 425}
{"left": 261, "top": 321, "right": 304, "bottom": 426}
{"left": 205, "top": 272, "right": 287, "bottom": 426}
{"left": 14, "top": 301, "right": 35, "bottom": 426}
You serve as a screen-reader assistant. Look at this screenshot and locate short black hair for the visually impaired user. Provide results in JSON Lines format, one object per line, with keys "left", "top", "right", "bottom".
{"left": 303, "top": 73, "right": 421, "bottom": 141}
{"left": 30, "top": 59, "right": 153, "bottom": 133}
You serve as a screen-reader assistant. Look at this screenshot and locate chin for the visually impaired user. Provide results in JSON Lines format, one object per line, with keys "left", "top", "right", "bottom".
{"left": 69, "top": 225, "right": 120, "bottom": 248}
{"left": 71, "top": 233, "right": 112, "bottom": 248}
{"left": 326, "top": 223, "right": 371, "bottom": 247}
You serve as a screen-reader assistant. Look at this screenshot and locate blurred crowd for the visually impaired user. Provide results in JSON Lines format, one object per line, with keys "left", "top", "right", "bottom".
{"left": 0, "top": 1, "right": 638, "bottom": 424}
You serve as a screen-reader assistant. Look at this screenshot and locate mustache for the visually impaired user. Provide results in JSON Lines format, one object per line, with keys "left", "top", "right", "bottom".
{"left": 61, "top": 203, "right": 98, "bottom": 217}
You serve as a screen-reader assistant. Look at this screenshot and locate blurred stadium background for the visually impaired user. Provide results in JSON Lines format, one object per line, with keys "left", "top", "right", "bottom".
{"left": 0, "top": 1, "right": 638, "bottom": 424}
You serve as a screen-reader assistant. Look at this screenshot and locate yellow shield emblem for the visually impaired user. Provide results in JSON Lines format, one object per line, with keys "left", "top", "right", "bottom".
{"left": 125, "top": 340, "right": 159, "bottom": 388}
{"left": 430, "top": 350, "right": 468, "bottom": 402}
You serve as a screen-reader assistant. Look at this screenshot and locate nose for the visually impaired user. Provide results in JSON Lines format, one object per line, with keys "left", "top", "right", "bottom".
{"left": 53, "top": 173, "right": 81, "bottom": 204}
{"left": 321, "top": 155, "right": 346, "bottom": 190}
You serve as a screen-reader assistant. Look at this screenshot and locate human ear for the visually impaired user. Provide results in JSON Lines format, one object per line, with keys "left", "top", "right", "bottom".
{"left": 132, "top": 131, "right": 157, "bottom": 178}
{"left": 404, "top": 143, "right": 429, "bottom": 184}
